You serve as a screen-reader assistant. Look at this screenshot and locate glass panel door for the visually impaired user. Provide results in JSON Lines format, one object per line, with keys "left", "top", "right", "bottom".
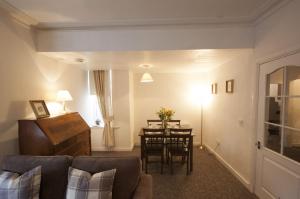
{"left": 265, "top": 67, "right": 284, "bottom": 153}
{"left": 264, "top": 123, "right": 281, "bottom": 153}
{"left": 255, "top": 53, "right": 300, "bottom": 199}
{"left": 265, "top": 66, "right": 300, "bottom": 162}
{"left": 282, "top": 66, "right": 300, "bottom": 162}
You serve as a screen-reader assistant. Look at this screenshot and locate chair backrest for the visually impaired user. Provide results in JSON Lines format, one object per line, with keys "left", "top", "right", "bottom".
{"left": 143, "top": 127, "right": 165, "bottom": 134}
{"left": 167, "top": 120, "right": 181, "bottom": 127}
{"left": 147, "top": 119, "right": 162, "bottom": 126}
{"left": 169, "top": 128, "right": 192, "bottom": 135}
{"left": 169, "top": 128, "right": 192, "bottom": 152}
{"left": 143, "top": 128, "right": 165, "bottom": 150}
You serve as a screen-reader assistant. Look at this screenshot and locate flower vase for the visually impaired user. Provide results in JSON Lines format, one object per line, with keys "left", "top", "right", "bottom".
{"left": 162, "top": 120, "right": 168, "bottom": 129}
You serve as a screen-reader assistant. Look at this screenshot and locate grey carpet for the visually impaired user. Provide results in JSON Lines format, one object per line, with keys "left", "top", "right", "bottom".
{"left": 93, "top": 147, "right": 258, "bottom": 199}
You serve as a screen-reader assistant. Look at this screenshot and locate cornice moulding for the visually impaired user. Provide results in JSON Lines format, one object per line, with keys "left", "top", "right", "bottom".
{"left": 0, "top": 0, "right": 290, "bottom": 30}
{"left": 0, "top": 0, "right": 38, "bottom": 27}
{"left": 254, "top": 0, "right": 292, "bottom": 25}
{"left": 36, "top": 20, "right": 255, "bottom": 31}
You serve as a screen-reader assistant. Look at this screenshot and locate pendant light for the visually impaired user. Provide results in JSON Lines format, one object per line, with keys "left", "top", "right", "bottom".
{"left": 139, "top": 64, "right": 154, "bottom": 83}
{"left": 140, "top": 72, "right": 154, "bottom": 83}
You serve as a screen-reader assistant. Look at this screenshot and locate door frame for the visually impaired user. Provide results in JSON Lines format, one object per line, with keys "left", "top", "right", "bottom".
{"left": 252, "top": 47, "right": 300, "bottom": 195}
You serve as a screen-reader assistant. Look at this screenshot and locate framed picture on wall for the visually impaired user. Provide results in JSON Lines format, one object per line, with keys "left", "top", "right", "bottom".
{"left": 211, "top": 83, "right": 217, "bottom": 94}
{"left": 226, "top": 79, "right": 234, "bottom": 93}
{"left": 29, "top": 100, "right": 50, "bottom": 119}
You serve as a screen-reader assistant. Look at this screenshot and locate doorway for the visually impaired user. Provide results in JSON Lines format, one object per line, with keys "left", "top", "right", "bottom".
{"left": 255, "top": 52, "right": 300, "bottom": 199}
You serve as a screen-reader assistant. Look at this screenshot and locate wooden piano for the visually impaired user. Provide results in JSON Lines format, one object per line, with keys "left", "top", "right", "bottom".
{"left": 18, "top": 112, "right": 91, "bottom": 156}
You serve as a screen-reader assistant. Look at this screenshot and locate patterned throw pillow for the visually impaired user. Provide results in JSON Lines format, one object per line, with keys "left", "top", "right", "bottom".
{"left": 0, "top": 166, "right": 42, "bottom": 199}
{"left": 66, "top": 167, "right": 116, "bottom": 199}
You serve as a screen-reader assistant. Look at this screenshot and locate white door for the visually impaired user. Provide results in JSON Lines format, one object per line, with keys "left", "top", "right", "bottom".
{"left": 255, "top": 52, "right": 300, "bottom": 199}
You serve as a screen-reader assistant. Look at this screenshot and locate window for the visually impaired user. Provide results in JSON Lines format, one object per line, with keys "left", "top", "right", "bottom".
{"left": 265, "top": 66, "right": 300, "bottom": 163}
{"left": 89, "top": 94, "right": 103, "bottom": 127}
{"left": 87, "top": 70, "right": 113, "bottom": 127}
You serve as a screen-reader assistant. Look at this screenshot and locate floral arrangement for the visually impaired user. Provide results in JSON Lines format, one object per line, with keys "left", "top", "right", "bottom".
{"left": 156, "top": 107, "right": 175, "bottom": 121}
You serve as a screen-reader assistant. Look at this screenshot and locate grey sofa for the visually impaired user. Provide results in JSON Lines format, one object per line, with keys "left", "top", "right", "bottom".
{"left": 1, "top": 155, "right": 152, "bottom": 199}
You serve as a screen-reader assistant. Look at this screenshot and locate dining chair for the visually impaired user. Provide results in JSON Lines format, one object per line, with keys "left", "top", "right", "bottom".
{"left": 167, "top": 120, "right": 181, "bottom": 127}
{"left": 143, "top": 128, "right": 165, "bottom": 174}
{"left": 147, "top": 119, "right": 163, "bottom": 127}
{"left": 167, "top": 128, "right": 192, "bottom": 175}
{"left": 164, "top": 120, "right": 181, "bottom": 161}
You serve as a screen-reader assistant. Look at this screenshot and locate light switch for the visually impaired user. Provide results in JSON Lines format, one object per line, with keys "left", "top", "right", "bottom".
{"left": 238, "top": 119, "right": 244, "bottom": 126}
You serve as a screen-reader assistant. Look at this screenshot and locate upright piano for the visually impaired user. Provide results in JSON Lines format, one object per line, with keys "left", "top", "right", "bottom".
{"left": 18, "top": 112, "right": 91, "bottom": 156}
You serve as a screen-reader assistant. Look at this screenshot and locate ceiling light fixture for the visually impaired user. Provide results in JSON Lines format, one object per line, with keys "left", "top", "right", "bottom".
{"left": 140, "top": 64, "right": 154, "bottom": 83}
{"left": 75, "top": 58, "right": 85, "bottom": 63}
{"left": 140, "top": 72, "right": 154, "bottom": 83}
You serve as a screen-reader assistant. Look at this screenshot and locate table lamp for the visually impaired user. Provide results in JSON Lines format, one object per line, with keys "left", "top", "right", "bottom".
{"left": 56, "top": 90, "right": 73, "bottom": 113}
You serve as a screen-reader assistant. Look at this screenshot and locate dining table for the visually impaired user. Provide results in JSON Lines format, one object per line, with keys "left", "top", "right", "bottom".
{"left": 138, "top": 126, "right": 196, "bottom": 172}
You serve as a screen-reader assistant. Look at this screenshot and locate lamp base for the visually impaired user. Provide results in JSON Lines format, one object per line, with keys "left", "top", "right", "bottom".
{"left": 62, "top": 101, "right": 68, "bottom": 114}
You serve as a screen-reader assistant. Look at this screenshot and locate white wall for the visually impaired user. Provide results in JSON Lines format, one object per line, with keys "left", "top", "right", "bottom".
{"left": 129, "top": 72, "right": 135, "bottom": 147}
{"left": 112, "top": 70, "right": 134, "bottom": 150}
{"left": 0, "top": 10, "right": 89, "bottom": 164}
{"left": 133, "top": 73, "right": 208, "bottom": 145}
{"left": 203, "top": 50, "right": 255, "bottom": 190}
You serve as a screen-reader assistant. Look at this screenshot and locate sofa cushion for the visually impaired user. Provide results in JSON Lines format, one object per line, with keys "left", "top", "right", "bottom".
{"left": 66, "top": 167, "right": 116, "bottom": 199}
{"left": 72, "top": 156, "right": 141, "bottom": 199}
{"left": 0, "top": 166, "right": 41, "bottom": 199}
{"left": 1, "top": 155, "right": 72, "bottom": 199}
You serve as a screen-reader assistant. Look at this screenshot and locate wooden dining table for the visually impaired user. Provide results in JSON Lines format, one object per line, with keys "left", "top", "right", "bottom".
{"left": 138, "top": 127, "right": 196, "bottom": 172}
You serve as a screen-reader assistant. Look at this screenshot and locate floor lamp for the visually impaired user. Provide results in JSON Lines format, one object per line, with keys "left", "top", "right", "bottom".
{"left": 199, "top": 103, "right": 204, "bottom": 150}
{"left": 197, "top": 85, "right": 211, "bottom": 150}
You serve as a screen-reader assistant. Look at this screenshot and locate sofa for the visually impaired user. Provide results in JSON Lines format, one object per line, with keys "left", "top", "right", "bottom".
{"left": 1, "top": 155, "right": 152, "bottom": 199}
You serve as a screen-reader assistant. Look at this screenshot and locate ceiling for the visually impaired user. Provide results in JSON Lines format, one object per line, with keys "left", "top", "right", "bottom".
{"left": 1, "top": 1, "right": 258, "bottom": 73}
{"left": 4, "top": 0, "right": 283, "bottom": 28}
{"left": 41, "top": 49, "right": 252, "bottom": 73}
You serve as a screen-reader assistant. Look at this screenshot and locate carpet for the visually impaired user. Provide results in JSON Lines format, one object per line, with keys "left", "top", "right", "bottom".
{"left": 93, "top": 147, "right": 258, "bottom": 199}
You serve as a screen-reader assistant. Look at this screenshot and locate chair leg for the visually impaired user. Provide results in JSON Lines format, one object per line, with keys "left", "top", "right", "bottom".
{"left": 161, "top": 153, "right": 164, "bottom": 174}
{"left": 166, "top": 147, "right": 168, "bottom": 164}
{"left": 145, "top": 155, "right": 148, "bottom": 174}
{"left": 171, "top": 154, "right": 174, "bottom": 174}
{"left": 167, "top": 148, "right": 169, "bottom": 164}
{"left": 187, "top": 152, "right": 191, "bottom": 175}
{"left": 181, "top": 155, "right": 185, "bottom": 164}
{"left": 186, "top": 154, "right": 189, "bottom": 175}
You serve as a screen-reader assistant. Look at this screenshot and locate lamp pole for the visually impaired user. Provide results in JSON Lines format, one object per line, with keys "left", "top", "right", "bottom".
{"left": 199, "top": 103, "right": 204, "bottom": 150}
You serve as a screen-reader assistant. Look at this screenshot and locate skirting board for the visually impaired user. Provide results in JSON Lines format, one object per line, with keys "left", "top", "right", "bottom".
{"left": 92, "top": 145, "right": 134, "bottom": 152}
{"left": 205, "top": 144, "right": 253, "bottom": 192}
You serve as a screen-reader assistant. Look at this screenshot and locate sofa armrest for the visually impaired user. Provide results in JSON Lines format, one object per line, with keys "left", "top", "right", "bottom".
{"left": 132, "top": 174, "right": 153, "bottom": 199}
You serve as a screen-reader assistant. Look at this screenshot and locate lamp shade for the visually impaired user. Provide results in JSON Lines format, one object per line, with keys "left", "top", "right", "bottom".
{"left": 140, "top": 72, "right": 154, "bottom": 83}
{"left": 56, "top": 90, "right": 73, "bottom": 101}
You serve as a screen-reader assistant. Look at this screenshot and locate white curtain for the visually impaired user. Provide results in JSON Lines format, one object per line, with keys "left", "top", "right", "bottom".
{"left": 93, "top": 70, "right": 115, "bottom": 148}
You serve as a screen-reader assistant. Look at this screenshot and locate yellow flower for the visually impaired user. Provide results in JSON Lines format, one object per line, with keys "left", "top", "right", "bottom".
{"left": 156, "top": 107, "right": 175, "bottom": 120}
